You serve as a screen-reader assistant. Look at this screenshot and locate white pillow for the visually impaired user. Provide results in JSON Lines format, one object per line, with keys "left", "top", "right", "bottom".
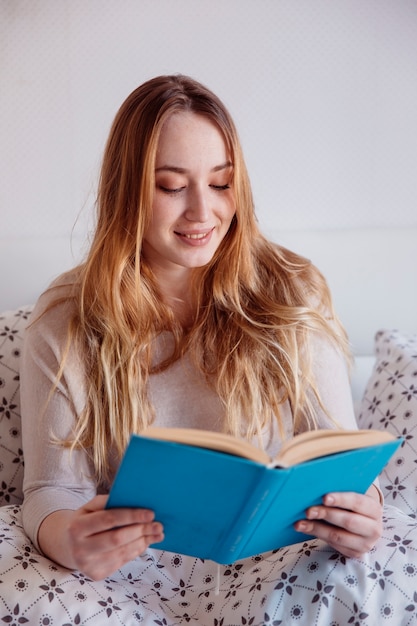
{"left": 357, "top": 329, "right": 417, "bottom": 517}
{"left": 0, "top": 306, "right": 32, "bottom": 506}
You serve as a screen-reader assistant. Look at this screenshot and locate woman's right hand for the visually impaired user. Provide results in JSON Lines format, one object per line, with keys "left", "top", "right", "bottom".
{"left": 37, "top": 495, "right": 164, "bottom": 580}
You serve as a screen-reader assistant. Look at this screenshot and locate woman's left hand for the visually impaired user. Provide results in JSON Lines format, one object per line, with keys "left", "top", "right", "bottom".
{"left": 294, "top": 484, "right": 383, "bottom": 558}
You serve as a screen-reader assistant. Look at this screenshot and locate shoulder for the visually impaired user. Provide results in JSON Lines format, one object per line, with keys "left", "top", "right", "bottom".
{"left": 25, "top": 268, "right": 80, "bottom": 350}
{"left": 255, "top": 236, "right": 328, "bottom": 308}
{"left": 31, "top": 268, "right": 79, "bottom": 315}
{"left": 255, "top": 236, "right": 315, "bottom": 278}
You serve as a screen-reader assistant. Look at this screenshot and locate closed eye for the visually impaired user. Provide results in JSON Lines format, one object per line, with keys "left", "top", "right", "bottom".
{"left": 210, "top": 184, "right": 231, "bottom": 191}
{"left": 158, "top": 185, "right": 185, "bottom": 194}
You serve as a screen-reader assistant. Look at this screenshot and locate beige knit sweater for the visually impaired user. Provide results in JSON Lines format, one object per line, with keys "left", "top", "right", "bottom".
{"left": 20, "top": 275, "right": 358, "bottom": 552}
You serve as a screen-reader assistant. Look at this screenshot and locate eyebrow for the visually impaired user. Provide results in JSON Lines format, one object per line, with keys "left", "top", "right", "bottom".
{"left": 155, "top": 161, "right": 233, "bottom": 174}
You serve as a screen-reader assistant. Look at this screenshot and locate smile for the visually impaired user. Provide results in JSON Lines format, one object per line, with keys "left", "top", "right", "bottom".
{"left": 183, "top": 233, "right": 208, "bottom": 240}
{"left": 175, "top": 228, "right": 214, "bottom": 242}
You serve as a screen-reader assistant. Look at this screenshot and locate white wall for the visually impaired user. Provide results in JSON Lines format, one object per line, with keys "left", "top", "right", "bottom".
{"left": 1, "top": 1, "right": 417, "bottom": 352}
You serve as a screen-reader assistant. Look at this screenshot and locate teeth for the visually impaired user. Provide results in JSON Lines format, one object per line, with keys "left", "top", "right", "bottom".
{"left": 183, "top": 233, "right": 207, "bottom": 239}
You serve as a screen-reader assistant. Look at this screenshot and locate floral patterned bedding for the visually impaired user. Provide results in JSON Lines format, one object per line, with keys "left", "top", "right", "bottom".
{"left": 1, "top": 308, "right": 417, "bottom": 625}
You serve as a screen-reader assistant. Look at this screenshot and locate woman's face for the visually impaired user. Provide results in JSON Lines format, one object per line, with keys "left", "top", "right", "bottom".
{"left": 142, "top": 112, "right": 236, "bottom": 281}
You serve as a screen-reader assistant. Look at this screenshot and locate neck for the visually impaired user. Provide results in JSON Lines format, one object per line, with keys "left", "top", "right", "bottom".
{"left": 151, "top": 265, "right": 197, "bottom": 327}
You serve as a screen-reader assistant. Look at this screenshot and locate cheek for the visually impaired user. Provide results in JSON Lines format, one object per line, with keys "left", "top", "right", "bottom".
{"left": 228, "top": 212, "right": 237, "bottom": 233}
{"left": 224, "top": 200, "right": 236, "bottom": 225}
{"left": 150, "top": 199, "right": 177, "bottom": 226}
{"left": 218, "top": 212, "right": 236, "bottom": 245}
{"left": 217, "top": 192, "right": 235, "bottom": 219}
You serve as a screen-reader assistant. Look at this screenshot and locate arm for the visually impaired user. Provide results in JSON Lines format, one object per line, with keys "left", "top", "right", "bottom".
{"left": 37, "top": 497, "right": 163, "bottom": 580}
{"left": 294, "top": 333, "right": 383, "bottom": 557}
{"left": 20, "top": 294, "right": 163, "bottom": 579}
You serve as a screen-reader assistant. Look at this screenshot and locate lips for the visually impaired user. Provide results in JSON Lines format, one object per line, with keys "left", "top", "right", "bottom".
{"left": 174, "top": 228, "right": 214, "bottom": 242}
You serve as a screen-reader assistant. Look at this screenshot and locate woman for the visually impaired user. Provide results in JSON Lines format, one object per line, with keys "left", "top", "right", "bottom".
{"left": 20, "top": 74, "right": 382, "bottom": 583}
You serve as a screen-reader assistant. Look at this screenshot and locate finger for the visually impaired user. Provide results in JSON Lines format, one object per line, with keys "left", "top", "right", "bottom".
{"left": 70, "top": 513, "right": 163, "bottom": 548}
{"left": 305, "top": 505, "right": 379, "bottom": 538}
{"left": 92, "top": 521, "right": 165, "bottom": 555}
{"left": 80, "top": 529, "right": 165, "bottom": 581}
{"left": 295, "top": 501, "right": 382, "bottom": 558}
{"left": 294, "top": 518, "right": 369, "bottom": 556}
{"left": 321, "top": 491, "right": 381, "bottom": 519}
{"left": 80, "top": 495, "right": 157, "bottom": 524}
{"left": 70, "top": 521, "right": 164, "bottom": 575}
{"left": 72, "top": 506, "right": 157, "bottom": 538}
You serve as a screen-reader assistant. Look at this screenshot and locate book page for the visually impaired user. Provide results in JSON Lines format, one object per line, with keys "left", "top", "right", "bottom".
{"left": 141, "top": 426, "right": 397, "bottom": 468}
{"left": 142, "top": 427, "right": 271, "bottom": 464}
{"left": 274, "top": 428, "right": 397, "bottom": 467}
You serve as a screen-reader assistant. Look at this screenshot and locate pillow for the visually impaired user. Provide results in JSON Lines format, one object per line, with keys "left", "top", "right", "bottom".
{"left": 0, "top": 306, "right": 33, "bottom": 506}
{"left": 357, "top": 329, "right": 417, "bottom": 518}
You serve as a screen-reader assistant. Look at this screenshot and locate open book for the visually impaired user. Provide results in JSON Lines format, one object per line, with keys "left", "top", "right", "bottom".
{"left": 140, "top": 426, "right": 396, "bottom": 467}
{"left": 106, "top": 427, "right": 401, "bottom": 564}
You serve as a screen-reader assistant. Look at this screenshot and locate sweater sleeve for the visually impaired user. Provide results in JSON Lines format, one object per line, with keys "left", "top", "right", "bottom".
{"left": 300, "top": 331, "right": 358, "bottom": 433}
{"left": 20, "top": 290, "right": 97, "bottom": 552}
{"left": 298, "top": 332, "right": 383, "bottom": 497}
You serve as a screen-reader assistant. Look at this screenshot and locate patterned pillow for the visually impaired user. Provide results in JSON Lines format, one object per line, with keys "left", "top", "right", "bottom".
{"left": 357, "top": 329, "right": 417, "bottom": 518}
{"left": 0, "top": 306, "right": 33, "bottom": 506}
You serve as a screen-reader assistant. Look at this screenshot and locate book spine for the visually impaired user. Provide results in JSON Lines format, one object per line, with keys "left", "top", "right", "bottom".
{"left": 211, "top": 468, "right": 287, "bottom": 564}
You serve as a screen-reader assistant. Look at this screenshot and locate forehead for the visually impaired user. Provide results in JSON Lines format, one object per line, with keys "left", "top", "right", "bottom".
{"left": 155, "top": 112, "right": 228, "bottom": 164}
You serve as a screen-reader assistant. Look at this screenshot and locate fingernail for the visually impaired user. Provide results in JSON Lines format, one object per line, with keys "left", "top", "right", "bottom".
{"left": 152, "top": 522, "right": 163, "bottom": 533}
{"left": 308, "top": 508, "right": 319, "bottom": 519}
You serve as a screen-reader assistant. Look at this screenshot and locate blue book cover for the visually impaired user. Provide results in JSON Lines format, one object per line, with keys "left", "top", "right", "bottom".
{"left": 106, "top": 429, "right": 401, "bottom": 564}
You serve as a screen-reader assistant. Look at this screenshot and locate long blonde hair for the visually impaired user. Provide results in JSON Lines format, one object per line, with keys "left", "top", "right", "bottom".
{"left": 56, "top": 75, "right": 349, "bottom": 483}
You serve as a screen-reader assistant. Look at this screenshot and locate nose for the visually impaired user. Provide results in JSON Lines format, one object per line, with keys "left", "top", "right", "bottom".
{"left": 184, "top": 185, "right": 210, "bottom": 223}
